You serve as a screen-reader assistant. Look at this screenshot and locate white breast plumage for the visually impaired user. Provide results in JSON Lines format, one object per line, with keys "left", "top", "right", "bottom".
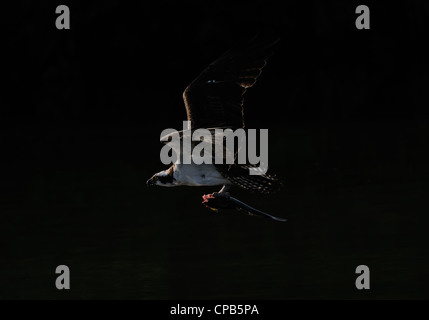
{"left": 173, "top": 163, "right": 230, "bottom": 186}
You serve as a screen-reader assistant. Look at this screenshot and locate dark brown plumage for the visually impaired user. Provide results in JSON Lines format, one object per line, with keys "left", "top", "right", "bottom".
{"left": 215, "top": 164, "right": 282, "bottom": 194}
{"left": 182, "top": 34, "right": 280, "bottom": 130}
{"left": 180, "top": 34, "right": 282, "bottom": 194}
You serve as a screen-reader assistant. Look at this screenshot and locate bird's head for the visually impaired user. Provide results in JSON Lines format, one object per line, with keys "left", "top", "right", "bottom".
{"left": 147, "top": 166, "right": 176, "bottom": 187}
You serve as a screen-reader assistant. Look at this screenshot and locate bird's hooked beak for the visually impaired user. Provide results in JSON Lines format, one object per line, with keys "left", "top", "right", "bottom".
{"left": 146, "top": 176, "right": 157, "bottom": 186}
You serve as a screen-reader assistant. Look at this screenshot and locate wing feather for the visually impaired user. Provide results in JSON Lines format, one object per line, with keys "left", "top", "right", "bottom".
{"left": 183, "top": 34, "right": 279, "bottom": 129}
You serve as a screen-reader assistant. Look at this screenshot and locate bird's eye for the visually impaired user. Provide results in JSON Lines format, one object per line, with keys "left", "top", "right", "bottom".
{"left": 154, "top": 176, "right": 159, "bottom": 181}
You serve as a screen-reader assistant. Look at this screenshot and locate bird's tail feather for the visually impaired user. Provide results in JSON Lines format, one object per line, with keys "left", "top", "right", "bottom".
{"left": 215, "top": 164, "right": 282, "bottom": 194}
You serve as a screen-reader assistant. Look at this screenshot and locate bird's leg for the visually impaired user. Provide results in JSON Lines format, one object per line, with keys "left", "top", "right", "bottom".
{"left": 218, "top": 184, "right": 230, "bottom": 194}
{"left": 202, "top": 185, "right": 231, "bottom": 210}
{"left": 214, "top": 184, "right": 230, "bottom": 202}
{"left": 202, "top": 184, "right": 286, "bottom": 221}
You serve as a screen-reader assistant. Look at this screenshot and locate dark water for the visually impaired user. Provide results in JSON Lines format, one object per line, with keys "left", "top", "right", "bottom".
{"left": 1, "top": 125, "right": 428, "bottom": 299}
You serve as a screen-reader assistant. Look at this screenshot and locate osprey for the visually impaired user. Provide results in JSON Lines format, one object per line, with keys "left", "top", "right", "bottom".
{"left": 147, "top": 35, "right": 285, "bottom": 221}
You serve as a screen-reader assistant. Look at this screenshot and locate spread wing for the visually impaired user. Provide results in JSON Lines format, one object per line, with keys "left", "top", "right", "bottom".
{"left": 182, "top": 34, "right": 279, "bottom": 130}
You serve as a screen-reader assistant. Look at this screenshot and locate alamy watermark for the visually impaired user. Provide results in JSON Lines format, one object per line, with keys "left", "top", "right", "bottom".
{"left": 159, "top": 121, "right": 268, "bottom": 175}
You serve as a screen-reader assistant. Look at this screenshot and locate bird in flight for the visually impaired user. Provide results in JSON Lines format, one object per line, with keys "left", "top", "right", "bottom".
{"left": 147, "top": 34, "right": 286, "bottom": 222}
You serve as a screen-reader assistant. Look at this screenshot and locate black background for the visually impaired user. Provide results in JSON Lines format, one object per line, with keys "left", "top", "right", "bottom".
{"left": 1, "top": 0, "right": 429, "bottom": 299}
